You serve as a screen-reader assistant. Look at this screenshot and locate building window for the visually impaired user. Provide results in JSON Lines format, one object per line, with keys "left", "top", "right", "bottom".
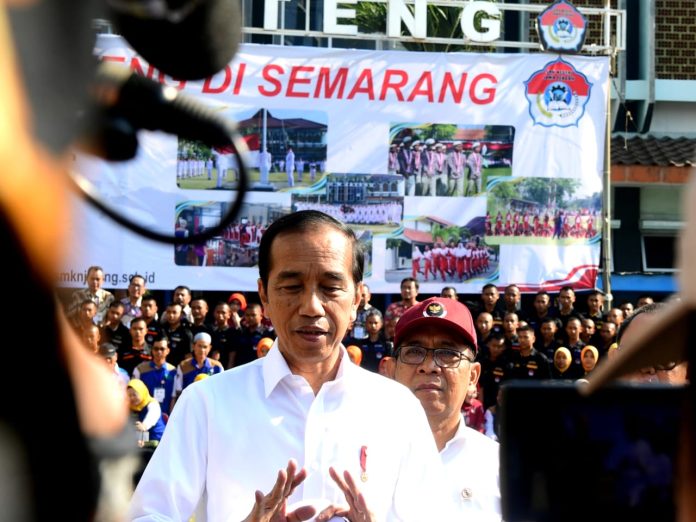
{"left": 641, "top": 235, "right": 678, "bottom": 272}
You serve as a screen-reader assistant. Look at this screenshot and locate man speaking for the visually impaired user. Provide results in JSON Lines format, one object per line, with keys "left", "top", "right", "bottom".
{"left": 129, "top": 211, "right": 451, "bottom": 521}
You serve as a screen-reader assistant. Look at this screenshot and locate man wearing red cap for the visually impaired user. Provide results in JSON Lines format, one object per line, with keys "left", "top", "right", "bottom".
{"left": 385, "top": 296, "right": 502, "bottom": 521}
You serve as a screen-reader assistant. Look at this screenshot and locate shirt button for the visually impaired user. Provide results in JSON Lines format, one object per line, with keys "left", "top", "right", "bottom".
{"left": 461, "top": 487, "right": 473, "bottom": 501}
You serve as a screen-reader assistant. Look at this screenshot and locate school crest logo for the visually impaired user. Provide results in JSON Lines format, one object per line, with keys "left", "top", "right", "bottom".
{"left": 524, "top": 58, "right": 591, "bottom": 128}
{"left": 536, "top": 0, "right": 587, "bottom": 53}
{"left": 423, "top": 302, "right": 447, "bottom": 318}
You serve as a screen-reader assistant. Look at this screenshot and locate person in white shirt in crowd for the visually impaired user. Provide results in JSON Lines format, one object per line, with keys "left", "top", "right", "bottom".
{"left": 383, "top": 296, "right": 502, "bottom": 521}
{"left": 129, "top": 210, "right": 453, "bottom": 521}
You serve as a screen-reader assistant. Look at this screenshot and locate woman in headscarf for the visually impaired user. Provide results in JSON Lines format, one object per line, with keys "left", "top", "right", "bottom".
{"left": 580, "top": 345, "right": 600, "bottom": 378}
{"left": 552, "top": 347, "right": 583, "bottom": 380}
{"left": 127, "top": 378, "right": 166, "bottom": 447}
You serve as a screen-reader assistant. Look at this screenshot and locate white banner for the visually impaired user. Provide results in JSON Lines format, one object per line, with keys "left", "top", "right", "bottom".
{"left": 62, "top": 36, "right": 609, "bottom": 294}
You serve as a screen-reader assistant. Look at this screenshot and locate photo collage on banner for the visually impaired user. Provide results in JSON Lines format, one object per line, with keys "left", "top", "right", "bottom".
{"left": 63, "top": 35, "right": 609, "bottom": 294}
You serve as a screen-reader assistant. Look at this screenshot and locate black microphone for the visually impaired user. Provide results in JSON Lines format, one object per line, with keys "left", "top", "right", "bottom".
{"left": 72, "top": 61, "right": 248, "bottom": 245}
{"left": 81, "top": 61, "right": 236, "bottom": 160}
{"left": 107, "top": 0, "right": 242, "bottom": 80}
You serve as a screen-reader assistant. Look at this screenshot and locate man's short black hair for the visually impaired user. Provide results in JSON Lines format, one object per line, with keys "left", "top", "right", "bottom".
{"left": 257, "top": 211, "right": 364, "bottom": 291}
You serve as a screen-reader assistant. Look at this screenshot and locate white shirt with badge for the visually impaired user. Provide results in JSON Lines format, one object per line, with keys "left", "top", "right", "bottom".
{"left": 441, "top": 414, "right": 502, "bottom": 521}
{"left": 129, "top": 342, "right": 454, "bottom": 521}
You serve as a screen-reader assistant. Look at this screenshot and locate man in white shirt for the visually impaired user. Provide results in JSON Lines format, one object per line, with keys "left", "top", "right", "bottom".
{"left": 384, "top": 296, "right": 502, "bottom": 521}
{"left": 285, "top": 146, "right": 296, "bottom": 187}
{"left": 129, "top": 210, "right": 452, "bottom": 521}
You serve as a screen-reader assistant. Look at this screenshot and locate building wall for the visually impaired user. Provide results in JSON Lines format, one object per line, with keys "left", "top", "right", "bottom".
{"left": 656, "top": 0, "right": 696, "bottom": 79}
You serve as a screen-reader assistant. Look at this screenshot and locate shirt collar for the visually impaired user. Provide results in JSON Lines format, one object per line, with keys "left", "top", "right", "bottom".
{"left": 262, "top": 340, "right": 352, "bottom": 398}
{"left": 441, "top": 414, "right": 469, "bottom": 454}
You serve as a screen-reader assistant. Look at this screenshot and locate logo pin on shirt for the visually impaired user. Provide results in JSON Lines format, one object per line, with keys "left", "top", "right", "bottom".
{"left": 360, "top": 445, "right": 368, "bottom": 482}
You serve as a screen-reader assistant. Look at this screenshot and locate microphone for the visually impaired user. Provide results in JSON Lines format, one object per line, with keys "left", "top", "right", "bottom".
{"left": 80, "top": 61, "right": 236, "bottom": 160}
{"left": 72, "top": 61, "right": 249, "bottom": 245}
{"left": 107, "top": 0, "right": 242, "bottom": 80}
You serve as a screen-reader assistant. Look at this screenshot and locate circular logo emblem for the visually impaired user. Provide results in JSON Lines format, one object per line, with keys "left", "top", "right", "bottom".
{"left": 423, "top": 302, "right": 447, "bottom": 318}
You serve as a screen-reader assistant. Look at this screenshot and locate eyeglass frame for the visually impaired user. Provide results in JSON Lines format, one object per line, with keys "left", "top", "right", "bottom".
{"left": 395, "top": 344, "right": 475, "bottom": 369}
{"left": 639, "top": 361, "right": 678, "bottom": 374}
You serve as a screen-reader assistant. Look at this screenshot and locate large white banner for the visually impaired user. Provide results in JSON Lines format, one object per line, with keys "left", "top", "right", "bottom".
{"left": 62, "top": 35, "right": 609, "bottom": 294}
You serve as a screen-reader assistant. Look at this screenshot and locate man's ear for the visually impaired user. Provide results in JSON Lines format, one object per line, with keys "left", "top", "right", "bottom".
{"left": 350, "top": 282, "right": 362, "bottom": 322}
{"left": 469, "top": 361, "right": 482, "bottom": 389}
{"left": 257, "top": 278, "right": 268, "bottom": 306}
{"left": 379, "top": 356, "right": 396, "bottom": 379}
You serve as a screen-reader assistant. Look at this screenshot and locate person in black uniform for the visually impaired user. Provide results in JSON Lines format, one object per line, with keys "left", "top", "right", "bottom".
{"left": 509, "top": 324, "right": 551, "bottom": 380}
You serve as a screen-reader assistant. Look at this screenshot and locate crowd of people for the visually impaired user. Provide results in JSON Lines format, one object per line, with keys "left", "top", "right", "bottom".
{"left": 388, "top": 137, "right": 488, "bottom": 197}
{"left": 486, "top": 207, "right": 599, "bottom": 239}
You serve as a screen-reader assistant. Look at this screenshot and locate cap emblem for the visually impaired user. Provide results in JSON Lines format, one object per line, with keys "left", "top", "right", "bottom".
{"left": 423, "top": 302, "right": 447, "bottom": 318}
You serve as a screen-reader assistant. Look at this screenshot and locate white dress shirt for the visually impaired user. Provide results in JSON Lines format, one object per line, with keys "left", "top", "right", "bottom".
{"left": 129, "top": 343, "right": 452, "bottom": 521}
{"left": 441, "top": 414, "right": 502, "bottom": 521}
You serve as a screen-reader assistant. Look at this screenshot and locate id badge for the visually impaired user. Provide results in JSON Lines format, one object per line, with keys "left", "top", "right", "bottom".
{"left": 154, "top": 387, "right": 166, "bottom": 403}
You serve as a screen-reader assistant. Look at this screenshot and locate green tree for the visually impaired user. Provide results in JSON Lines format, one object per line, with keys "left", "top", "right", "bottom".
{"left": 386, "top": 238, "right": 402, "bottom": 250}
{"left": 490, "top": 180, "right": 518, "bottom": 202}
{"left": 521, "top": 178, "right": 581, "bottom": 207}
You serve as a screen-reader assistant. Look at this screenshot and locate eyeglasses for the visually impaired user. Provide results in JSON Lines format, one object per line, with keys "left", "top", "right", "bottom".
{"left": 640, "top": 362, "right": 678, "bottom": 374}
{"left": 396, "top": 345, "right": 474, "bottom": 368}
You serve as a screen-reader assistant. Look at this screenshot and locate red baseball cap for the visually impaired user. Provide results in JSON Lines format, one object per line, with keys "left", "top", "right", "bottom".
{"left": 394, "top": 297, "right": 477, "bottom": 353}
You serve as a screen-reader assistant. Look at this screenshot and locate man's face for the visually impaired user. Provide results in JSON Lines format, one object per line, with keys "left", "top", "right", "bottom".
{"left": 637, "top": 297, "right": 654, "bottom": 308}
{"left": 174, "top": 288, "right": 191, "bottom": 306}
{"left": 441, "top": 288, "right": 457, "bottom": 300}
{"left": 141, "top": 300, "right": 157, "bottom": 320}
{"left": 518, "top": 330, "right": 534, "bottom": 351}
{"left": 607, "top": 308, "right": 624, "bottom": 326}
{"left": 487, "top": 338, "right": 506, "bottom": 359}
{"left": 191, "top": 300, "right": 208, "bottom": 322}
{"left": 534, "top": 294, "right": 550, "bottom": 314}
{"left": 482, "top": 287, "right": 499, "bottom": 306}
{"left": 244, "top": 306, "right": 263, "bottom": 328}
{"left": 151, "top": 341, "right": 170, "bottom": 364}
{"left": 128, "top": 277, "right": 145, "bottom": 299}
{"left": 503, "top": 314, "right": 518, "bottom": 334}
{"left": 86, "top": 269, "right": 104, "bottom": 293}
{"left": 393, "top": 324, "right": 480, "bottom": 424}
{"left": 620, "top": 302, "right": 634, "bottom": 317}
{"left": 359, "top": 285, "right": 371, "bottom": 308}
{"left": 258, "top": 225, "right": 360, "bottom": 366}
{"left": 166, "top": 305, "right": 182, "bottom": 326}
{"left": 401, "top": 281, "right": 417, "bottom": 301}
{"left": 587, "top": 294, "right": 604, "bottom": 314}
{"left": 504, "top": 286, "right": 520, "bottom": 308}
{"left": 476, "top": 313, "right": 492, "bottom": 335}
{"left": 81, "top": 302, "right": 97, "bottom": 321}
{"left": 215, "top": 304, "right": 231, "bottom": 326}
{"left": 106, "top": 305, "right": 123, "bottom": 324}
{"left": 599, "top": 323, "right": 616, "bottom": 343}
{"left": 83, "top": 326, "right": 100, "bottom": 351}
{"left": 566, "top": 319, "right": 581, "bottom": 342}
{"left": 192, "top": 338, "right": 211, "bottom": 360}
{"left": 130, "top": 321, "right": 147, "bottom": 343}
{"left": 540, "top": 321, "right": 557, "bottom": 342}
{"left": 559, "top": 289, "right": 575, "bottom": 311}
{"left": 581, "top": 319, "right": 595, "bottom": 341}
